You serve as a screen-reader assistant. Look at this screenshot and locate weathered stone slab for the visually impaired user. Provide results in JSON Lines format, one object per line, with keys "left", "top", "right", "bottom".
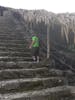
{"left": 0, "top": 86, "right": 71, "bottom": 100}
{"left": 0, "top": 67, "right": 50, "bottom": 80}
{"left": 0, "top": 77, "right": 64, "bottom": 93}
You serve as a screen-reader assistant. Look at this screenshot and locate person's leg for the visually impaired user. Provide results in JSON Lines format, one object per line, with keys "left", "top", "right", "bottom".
{"left": 32, "top": 47, "right": 37, "bottom": 62}
{"left": 32, "top": 56, "right": 36, "bottom": 61}
{"left": 36, "top": 47, "right": 39, "bottom": 63}
{"left": 36, "top": 56, "right": 39, "bottom": 62}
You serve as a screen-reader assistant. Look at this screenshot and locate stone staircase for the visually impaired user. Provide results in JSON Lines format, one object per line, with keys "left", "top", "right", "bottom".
{"left": 0, "top": 15, "right": 75, "bottom": 100}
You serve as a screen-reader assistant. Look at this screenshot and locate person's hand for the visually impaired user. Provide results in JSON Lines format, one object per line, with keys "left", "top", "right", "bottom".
{"left": 29, "top": 46, "right": 32, "bottom": 49}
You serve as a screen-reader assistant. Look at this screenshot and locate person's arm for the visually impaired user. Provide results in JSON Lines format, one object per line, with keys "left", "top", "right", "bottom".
{"left": 29, "top": 40, "right": 35, "bottom": 49}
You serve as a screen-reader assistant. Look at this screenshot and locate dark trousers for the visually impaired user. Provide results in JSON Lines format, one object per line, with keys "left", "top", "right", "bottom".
{"left": 32, "top": 47, "right": 39, "bottom": 61}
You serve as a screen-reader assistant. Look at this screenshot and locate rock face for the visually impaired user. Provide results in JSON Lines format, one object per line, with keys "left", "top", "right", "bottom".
{"left": 17, "top": 9, "right": 75, "bottom": 47}
{"left": 0, "top": 6, "right": 75, "bottom": 100}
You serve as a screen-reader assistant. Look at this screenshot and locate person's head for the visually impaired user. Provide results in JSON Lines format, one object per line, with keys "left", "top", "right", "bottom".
{"left": 32, "top": 32, "right": 39, "bottom": 37}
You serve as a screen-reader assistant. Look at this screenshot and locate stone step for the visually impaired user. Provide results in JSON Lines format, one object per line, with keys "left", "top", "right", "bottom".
{"left": 0, "top": 37, "right": 25, "bottom": 40}
{"left": 0, "top": 31, "right": 25, "bottom": 34}
{"left": 0, "top": 77, "right": 65, "bottom": 94}
{"left": 0, "top": 40, "right": 26, "bottom": 43}
{"left": 0, "top": 43, "right": 27, "bottom": 47}
{"left": 0, "top": 49, "right": 30, "bottom": 53}
{"left": 0, "top": 31, "right": 20, "bottom": 34}
{"left": 0, "top": 86, "right": 71, "bottom": 100}
{"left": 0, "top": 56, "right": 32, "bottom": 61}
{"left": 0, "top": 21, "right": 16, "bottom": 25}
{"left": 0, "top": 68, "right": 60, "bottom": 80}
{"left": 0, "top": 31, "right": 24, "bottom": 34}
{"left": 0, "top": 34, "right": 25, "bottom": 38}
{"left": 0, "top": 61, "right": 47, "bottom": 69}
{"left": 0, "top": 68, "right": 64, "bottom": 81}
{"left": 0, "top": 38, "right": 28, "bottom": 41}
{"left": 0, "top": 44, "right": 28, "bottom": 47}
{"left": 0, "top": 34, "right": 24, "bottom": 37}
{"left": 0, "top": 32, "right": 22, "bottom": 36}
{"left": 0, "top": 44, "right": 27, "bottom": 47}
{"left": 0, "top": 34, "right": 20, "bottom": 36}
{"left": 49, "top": 69, "right": 64, "bottom": 76}
{"left": 0, "top": 25, "right": 11, "bottom": 29}
{"left": 0, "top": 29, "right": 13, "bottom": 32}
{"left": 0, "top": 47, "right": 30, "bottom": 52}
{"left": 0, "top": 46, "right": 28, "bottom": 49}
{"left": 0, "top": 16, "right": 13, "bottom": 21}
{"left": 0, "top": 40, "right": 27, "bottom": 44}
{"left": 0, "top": 37, "right": 24, "bottom": 40}
{"left": 0, "top": 20, "right": 12, "bottom": 24}
{"left": 0, "top": 39, "right": 26, "bottom": 43}
{"left": 68, "top": 86, "right": 75, "bottom": 98}
{"left": 0, "top": 25, "right": 15, "bottom": 30}
{"left": 67, "top": 74, "right": 75, "bottom": 85}
{"left": 0, "top": 51, "right": 31, "bottom": 56}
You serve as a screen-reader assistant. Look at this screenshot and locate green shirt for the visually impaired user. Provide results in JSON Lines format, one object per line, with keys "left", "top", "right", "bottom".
{"left": 32, "top": 36, "right": 39, "bottom": 47}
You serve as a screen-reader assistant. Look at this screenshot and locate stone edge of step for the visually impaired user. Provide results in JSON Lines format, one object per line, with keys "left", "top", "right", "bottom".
{"left": 0, "top": 86, "right": 71, "bottom": 100}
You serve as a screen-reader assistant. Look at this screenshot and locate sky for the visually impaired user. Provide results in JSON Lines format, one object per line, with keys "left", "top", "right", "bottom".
{"left": 0, "top": 0, "right": 75, "bottom": 13}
